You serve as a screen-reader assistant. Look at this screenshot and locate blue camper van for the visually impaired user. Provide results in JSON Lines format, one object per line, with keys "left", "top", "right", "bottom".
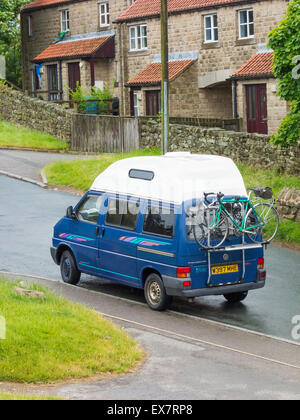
{"left": 51, "top": 153, "right": 266, "bottom": 311}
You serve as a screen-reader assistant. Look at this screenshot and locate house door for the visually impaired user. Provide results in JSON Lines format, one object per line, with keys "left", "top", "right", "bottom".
{"left": 146, "top": 90, "right": 161, "bottom": 116}
{"left": 68, "top": 62, "right": 81, "bottom": 106}
{"left": 246, "top": 84, "right": 268, "bottom": 134}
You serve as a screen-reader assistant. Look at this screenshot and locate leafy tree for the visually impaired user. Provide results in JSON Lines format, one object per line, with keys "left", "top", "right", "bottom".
{"left": 0, "top": 0, "right": 30, "bottom": 87}
{"left": 268, "top": 0, "right": 300, "bottom": 147}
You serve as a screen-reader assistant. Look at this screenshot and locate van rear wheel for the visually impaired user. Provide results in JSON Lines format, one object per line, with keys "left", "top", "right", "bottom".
{"left": 144, "top": 273, "right": 172, "bottom": 311}
{"left": 60, "top": 250, "right": 81, "bottom": 285}
{"left": 223, "top": 291, "right": 248, "bottom": 303}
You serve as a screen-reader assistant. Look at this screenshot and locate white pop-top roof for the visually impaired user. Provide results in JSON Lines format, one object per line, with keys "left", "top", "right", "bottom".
{"left": 91, "top": 153, "right": 247, "bottom": 204}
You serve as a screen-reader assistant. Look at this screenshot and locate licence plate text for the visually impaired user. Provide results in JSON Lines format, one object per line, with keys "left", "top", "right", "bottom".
{"left": 212, "top": 264, "right": 239, "bottom": 275}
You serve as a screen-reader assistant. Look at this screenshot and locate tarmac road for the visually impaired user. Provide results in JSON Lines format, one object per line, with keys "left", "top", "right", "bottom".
{"left": 0, "top": 175, "right": 299, "bottom": 343}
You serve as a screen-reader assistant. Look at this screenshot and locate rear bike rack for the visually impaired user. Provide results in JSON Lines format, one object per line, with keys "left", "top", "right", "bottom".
{"left": 206, "top": 233, "right": 264, "bottom": 287}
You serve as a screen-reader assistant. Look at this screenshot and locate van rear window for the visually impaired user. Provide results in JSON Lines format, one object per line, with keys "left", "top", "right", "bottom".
{"left": 129, "top": 169, "right": 154, "bottom": 181}
{"left": 143, "top": 206, "right": 175, "bottom": 238}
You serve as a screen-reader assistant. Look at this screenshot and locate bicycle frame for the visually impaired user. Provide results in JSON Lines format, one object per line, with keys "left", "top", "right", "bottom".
{"left": 208, "top": 198, "right": 265, "bottom": 234}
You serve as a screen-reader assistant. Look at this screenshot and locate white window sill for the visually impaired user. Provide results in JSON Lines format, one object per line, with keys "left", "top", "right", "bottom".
{"left": 238, "top": 36, "right": 254, "bottom": 40}
{"left": 204, "top": 40, "right": 219, "bottom": 44}
{"left": 129, "top": 49, "right": 148, "bottom": 53}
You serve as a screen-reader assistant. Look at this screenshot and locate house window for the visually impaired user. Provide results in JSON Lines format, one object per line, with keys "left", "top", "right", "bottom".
{"left": 239, "top": 9, "right": 254, "bottom": 39}
{"left": 133, "top": 92, "right": 139, "bottom": 116}
{"left": 99, "top": 3, "right": 109, "bottom": 27}
{"left": 47, "top": 64, "right": 59, "bottom": 101}
{"left": 204, "top": 14, "right": 218, "bottom": 43}
{"left": 28, "top": 15, "right": 33, "bottom": 37}
{"left": 129, "top": 25, "right": 147, "bottom": 51}
{"left": 60, "top": 9, "right": 70, "bottom": 32}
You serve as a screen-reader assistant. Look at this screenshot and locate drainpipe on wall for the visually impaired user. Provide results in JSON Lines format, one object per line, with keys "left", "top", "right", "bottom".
{"left": 59, "top": 60, "right": 63, "bottom": 101}
{"left": 90, "top": 59, "right": 95, "bottom": 87}
{"left": 233, "top": 80, "right": 238, "bottom": 119}
{"left": 119, "top": 23, "right": 126, "bottom": 117}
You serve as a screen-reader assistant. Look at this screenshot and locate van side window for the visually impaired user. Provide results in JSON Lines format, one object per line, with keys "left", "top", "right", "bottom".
{"left": 76, "top": 195, "right": 103, "bottom": 224}
{"left": 143, "top": 206, "right": 175, "bottom": 238}
{"left": 106, "top": 198, "right": 140, "bottom": 230}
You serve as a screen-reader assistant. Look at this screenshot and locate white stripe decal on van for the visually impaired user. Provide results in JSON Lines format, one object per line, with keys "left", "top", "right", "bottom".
{"left": 137, "top": 246, "right": 176, "bottom": 258}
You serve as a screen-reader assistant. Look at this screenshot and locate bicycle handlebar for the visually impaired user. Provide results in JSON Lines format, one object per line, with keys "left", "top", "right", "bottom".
{"left": 204, "top": 192, "right": 224, "bottom": 204}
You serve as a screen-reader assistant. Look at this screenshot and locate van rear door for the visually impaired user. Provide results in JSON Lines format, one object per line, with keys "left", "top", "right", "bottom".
{"left": 98, "top": 194, "right": 140, "bottom": 286}
{"left": 179, "top": 210, "right": 263, "bottom": 290}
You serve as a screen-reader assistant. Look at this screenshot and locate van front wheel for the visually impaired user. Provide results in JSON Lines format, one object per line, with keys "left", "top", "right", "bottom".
{"left": 144, "top": 273, "right": 172, "bottom": 311}
{"left": 60, "top": 250, "right": 81, "bottom": 285}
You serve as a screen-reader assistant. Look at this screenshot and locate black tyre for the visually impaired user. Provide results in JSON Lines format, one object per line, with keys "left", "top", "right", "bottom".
{"left": 193, "top": 208, "right": 229, "bottom": 249}
{"left": 60, "top": 250, "right": 81, "bottom": 285}
{"left": 144, "top": 273, "right": 172, "bottom": 311}
{"left": 245, "top": 203, "right": 279, "bottom": 244}
{"left": 224, "top": 291, "right": 248, "bottom": 303}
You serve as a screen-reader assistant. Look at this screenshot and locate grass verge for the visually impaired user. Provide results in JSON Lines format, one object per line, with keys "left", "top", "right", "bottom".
{"left": 44, "top": 148, "right": 161, "bottom": 191}
{"left": 0, "top": 393, "right": 63, "bottom": 400}
{"left": 0, "top": 121, "right": 69, "bottom": 151}
{"left": 0, "top": 278, "right": 143, "bottom": 384}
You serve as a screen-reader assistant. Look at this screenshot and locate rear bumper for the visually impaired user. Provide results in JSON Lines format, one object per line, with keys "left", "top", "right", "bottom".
{"left": 162, "top": 275, "right": 265, "bottom": 298}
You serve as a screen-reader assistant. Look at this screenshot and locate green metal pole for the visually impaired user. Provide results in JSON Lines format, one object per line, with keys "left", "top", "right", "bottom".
{"left": 161, "top": 0, "right": 169, "bottom": 155}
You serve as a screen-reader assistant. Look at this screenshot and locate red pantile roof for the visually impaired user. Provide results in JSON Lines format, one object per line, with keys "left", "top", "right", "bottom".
{"left": 23, "top": 0, "right": 250, "bottom": 15}
{"left": 22, "top": 0, "right": 71, "bottom": 11}
{"left": 230, "top": 53, "right": 274, "bottom": 79}
{"left": 117, "top": 0, "right": 246, "bottom": 22}
{"left": 34, "top": 36, "right": 111, "bottom": 62}
{"left": 126, "top": 60, "right": 195, "bottom": 86}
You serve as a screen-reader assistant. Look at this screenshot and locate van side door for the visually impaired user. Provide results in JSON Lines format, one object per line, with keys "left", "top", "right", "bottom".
{"left": 63, "top": 193, "right": 103, "bottom": 275}
{"left": 98, "top": 194, "right": 140, "bottom": 286}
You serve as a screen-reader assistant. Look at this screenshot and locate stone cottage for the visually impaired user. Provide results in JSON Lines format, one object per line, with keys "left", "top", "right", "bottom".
{"left": 21, "top": 0, "right": 290, "bottom": 135}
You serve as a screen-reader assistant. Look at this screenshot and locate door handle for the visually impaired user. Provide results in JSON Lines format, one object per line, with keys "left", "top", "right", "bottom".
{"left": 95, "top": 226, "right": 99, "bottom": 236}
{"left": 101, "top": 228, "right": 105, "bottom": 238}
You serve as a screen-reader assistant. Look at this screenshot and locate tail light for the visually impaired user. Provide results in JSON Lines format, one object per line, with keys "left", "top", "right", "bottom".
{"left": 257, "top": 258, "right": 264, "bottom": 270}
{"left": 177, "top": 267, "right": 191, "bottom": 279}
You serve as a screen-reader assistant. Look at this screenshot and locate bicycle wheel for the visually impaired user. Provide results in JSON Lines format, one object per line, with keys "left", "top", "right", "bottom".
{"left": 193, "top": 208, "right": 229, "bottom": 249}
{"left": 245, "top": 203, "right": 279, "bottom": 244}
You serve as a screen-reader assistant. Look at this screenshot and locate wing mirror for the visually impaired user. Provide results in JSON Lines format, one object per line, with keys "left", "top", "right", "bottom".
{"left": 66, "top": 206, "right": 77, "bottom": 220}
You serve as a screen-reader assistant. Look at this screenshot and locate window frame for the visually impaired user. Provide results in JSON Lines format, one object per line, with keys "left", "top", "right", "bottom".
{"left": 204, "top": 14, "right": 218, "bottom": 43}
{"left": 99, "top": 2, "right": 110, "bottom": 28}
{"left": 129, "top": 24, "right": 147, "bottom": 52}
{"left": 28, "top": 15, "right": 33, "bottom": 37}
{"left": 238, "top": 9, "right": 254, "bottom": 40}
{"left": 75, "top": 194, "right": 103, "bottom": 225}
{"left": 47, "top": 64, "right": 59, "bottom": 101}
{"left": 142, "top": 205, "right": 175, "bottom": 239}
{"left": 129, "top": 169, "right": 154, "bottom": 181}
{"left": 133, "top": 91, "right": 139, "bottom": 116}
{"left": 60, "top": 9, "right": 70, "bottom": 32}
{"left": 105, "top": 197, "right": 140, "bottom": 231}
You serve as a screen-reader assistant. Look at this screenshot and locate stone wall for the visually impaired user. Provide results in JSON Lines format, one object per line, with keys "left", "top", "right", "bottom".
{"left": 140, "top": 119, "right": 300, "bottom": 175}
{"left": 277, "top": 189, "right": 300, "bottom": 222}
{"left": 0, "top": 85, "right": 72, "bottom": 141}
